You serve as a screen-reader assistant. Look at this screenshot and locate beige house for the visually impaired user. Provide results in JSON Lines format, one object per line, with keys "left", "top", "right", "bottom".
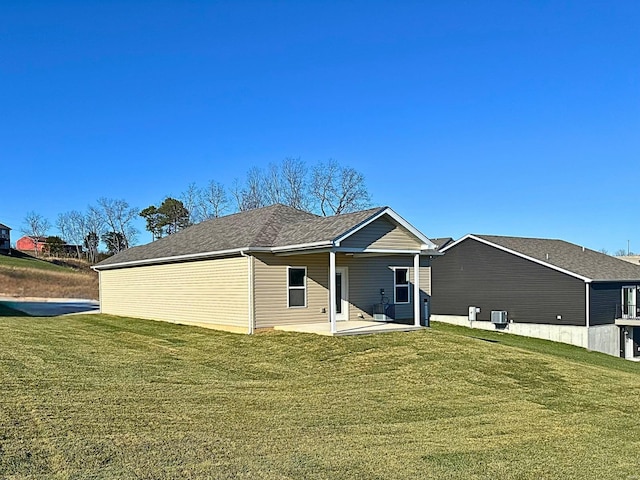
{"left": 94, "top": 204, "right": 440, "bottom": 335}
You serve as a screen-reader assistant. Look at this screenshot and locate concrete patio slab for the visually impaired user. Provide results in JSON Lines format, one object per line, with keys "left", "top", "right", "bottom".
{"left": 273, "top": 320, "right": 424, "bottom": 336}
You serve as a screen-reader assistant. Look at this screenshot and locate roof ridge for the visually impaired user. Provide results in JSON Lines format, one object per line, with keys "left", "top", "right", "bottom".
{"left": 251, "top": 205, "right": 284, "bottom": 245}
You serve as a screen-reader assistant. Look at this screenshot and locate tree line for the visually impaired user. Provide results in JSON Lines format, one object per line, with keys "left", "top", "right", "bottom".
{"left": 19, "top": 158, "right": 372, "bottom": 263}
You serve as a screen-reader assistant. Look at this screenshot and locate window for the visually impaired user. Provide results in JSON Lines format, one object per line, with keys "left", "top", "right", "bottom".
{"left": 288, "top": 267, "right": 307, "bottom": 308}
{"left": 394, "top": 267, "right": 410, "bottom": 304}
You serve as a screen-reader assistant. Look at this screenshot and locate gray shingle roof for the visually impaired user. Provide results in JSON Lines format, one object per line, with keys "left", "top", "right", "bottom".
{"left": 430, "top": 237, "right": 454, "bottom": 251}
{"left": 96, "top": 204, "right": 387, "bottom": 268}
{"left": 0, "top": 223, "right": 10, "bottom": 230}
{"left": 473, "top": 234, "right": 640, "bottom": 281}
{"left": 274, "top": 207, "right": 385, "bottom": 247}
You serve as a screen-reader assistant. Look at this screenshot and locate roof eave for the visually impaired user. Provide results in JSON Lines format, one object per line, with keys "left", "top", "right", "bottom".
{"left": 92, "top": 247, "right": 271, "bottom": 271}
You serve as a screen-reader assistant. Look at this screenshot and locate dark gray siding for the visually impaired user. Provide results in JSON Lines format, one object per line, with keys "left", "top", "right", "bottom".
{"left": 589, "top": 283, "right": 625, "bottom": 326}
{"left": 432, "top": 238, "right": 586, "bottom": 326}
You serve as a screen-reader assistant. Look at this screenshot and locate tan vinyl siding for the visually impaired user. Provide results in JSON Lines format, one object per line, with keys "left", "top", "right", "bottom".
{"left": 253, "top": 252, "right": 431, "bottom": 327}
{"left": 338, "top": 255, "right": 431, "bottom": 321}
{"left": 253, "top": 253, "right": 329, "bottom": 328}
{"left": 340, "top": 217, "right": 422, "bottom": 250}
{"left": 99, "top": 256, "right": 249, "bottom": 330}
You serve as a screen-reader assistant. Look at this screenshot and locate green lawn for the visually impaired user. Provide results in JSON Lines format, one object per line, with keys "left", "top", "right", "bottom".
{"left": 0, "top": 253, "right": 71, "bottom": 273}
{"left": 1, "top": 315, "right": 639, "bottom": 479}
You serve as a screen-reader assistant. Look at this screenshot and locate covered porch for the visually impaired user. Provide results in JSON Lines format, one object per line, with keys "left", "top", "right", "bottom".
{"left": 250, "top": 206, "right": 440, "bottom": 333}
{"left": 264, "top": 248, "right": 432, "bottom": 334}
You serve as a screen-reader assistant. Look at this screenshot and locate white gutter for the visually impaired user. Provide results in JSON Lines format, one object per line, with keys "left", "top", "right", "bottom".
{"left": 270, "top": 240, "right": 333, "bottom": 252}
{"left": 92, "top": 247, "right": 271, "bottom": 271}
{"left": 241, "top": 250, "right": 255, "bottom": 335}
{"left": 94, "top": 231, "right": 443, "bottom": 271}
{"left": 336, "top": 247, "right": 443, "bottom": 255}
{"left": 585, "top": 282, "right": 590, "bottom": 328}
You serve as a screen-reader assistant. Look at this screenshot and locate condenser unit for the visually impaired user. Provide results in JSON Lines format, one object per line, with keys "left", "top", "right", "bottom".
{"left": 491, "top": 310, "right": 508, "bottom": 324}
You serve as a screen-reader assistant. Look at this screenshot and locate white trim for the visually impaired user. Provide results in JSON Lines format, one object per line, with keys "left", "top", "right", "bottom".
{"left": 246, "top": 253, "right": 255, "bottom": 334}
{"left": 98, "top": 269, "right": 103, "bottom": 314}
{"left": 413, "top": 253, "right": 420, "bottom": 327}
{"left": 271, "top": 241, "right": 333, "bottom": 252}
{"left": 338, "top": 247, "right": 423, "bottom": 255}
{"left": 333, "top": 266, "right": 349, "bottom": 321}
{"left": 442, "top": 234, "right": 593, "bottom": 283}
{"left": 92, "top": 243, "right": 442, "bottom": 270}
{"left": 333, "top": 208, "right": 437, "bottom": 249}
{"left": 585, "top": 282, "right": 590, "bottom": 328}
{"left": 92, "top": 247, "right": 270, "bottom": 270}
{"left": 93, "top": 208, "right": 439, "bottom": 271}
{"left": 329, "top": 251, "right": 337, "bottom": 333}
{"left": 287, "top": 266, "right": 307, "bottom": 308}
{"left": 392, "top": 266, "right": 411, "bottom": 304}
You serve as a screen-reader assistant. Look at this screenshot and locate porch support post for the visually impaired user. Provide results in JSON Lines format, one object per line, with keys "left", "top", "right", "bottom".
{"left": 330, "top": 250, "right": 337, "bottom": 334}
{"left": 414, "top": 253, "right": 421, "bottom": 327}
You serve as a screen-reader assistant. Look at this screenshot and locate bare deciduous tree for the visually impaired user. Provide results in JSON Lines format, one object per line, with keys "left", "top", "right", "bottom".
{"left": 264, "top": 163, "right": 284, "bottom": 205}
{"left": 232, "top": 167, "right": 266, "bottom": 212}
{"left": 85, "top": 206, "right": 106, "bottom": 263}
{"left": 21, "top": 211, "right": 51, "bottom": 256}
{"left": 68, "top": 210, "right": 88, "bottom": 259}
{"left": 97, "top": 198, "right": 138, "bottom": 253}
{"left": 281, "top": 157, "right": 308, "bottom": 210}
{"left": 56, "top": 213, "right": 71, "bottom": 246}
{"left": 310, "top": 160, "right": 371, "bottom": 216}
{"left": 198, "top": 180, "right": 228, "bottom": 219}
{"left": 57, "top": 211, "right": 87, "bottom": 259}
{"left": 180, "top": 182, "right": 201, "bottom": 224}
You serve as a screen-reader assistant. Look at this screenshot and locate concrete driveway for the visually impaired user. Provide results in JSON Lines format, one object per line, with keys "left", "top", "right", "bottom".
{"left": 0, "top": 298, "right": 99, "bottom": 316}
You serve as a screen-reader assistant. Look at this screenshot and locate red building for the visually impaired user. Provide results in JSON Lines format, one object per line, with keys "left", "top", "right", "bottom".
{"left": 16, "top": 236, "right": 47, "bottom": 253}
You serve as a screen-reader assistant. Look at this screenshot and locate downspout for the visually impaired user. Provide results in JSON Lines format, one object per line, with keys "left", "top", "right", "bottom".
{"left": 98, "top": 270, "right": 103, "bottom": 313}
{"left": 585, "top": 282, "right": 590, "bottom": 328}
{"left": 241, "top": 250, "right": 255, "bottom": 335}
{"left": 585, "top": 282, "right": 590, "bottom": 350}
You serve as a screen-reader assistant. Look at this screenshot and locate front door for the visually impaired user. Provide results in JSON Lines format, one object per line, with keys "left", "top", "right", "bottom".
{"left": 335, "top": 267, "right": 349, "bottom": 321}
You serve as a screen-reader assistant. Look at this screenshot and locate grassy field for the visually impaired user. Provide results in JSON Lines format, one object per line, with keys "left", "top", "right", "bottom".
{"left": 1, "top": 315, "right": 639, "bottom": 479}
{"left": 0, "top": 252, "right": 98, "bottom": 299}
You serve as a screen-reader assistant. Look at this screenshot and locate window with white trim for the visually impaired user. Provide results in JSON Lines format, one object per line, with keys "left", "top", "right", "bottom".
{"left": 288, "top": 267, "right": 307, "bottom": 308}
{"left": 394, "top": 267, "right": 410, "bottom": 304}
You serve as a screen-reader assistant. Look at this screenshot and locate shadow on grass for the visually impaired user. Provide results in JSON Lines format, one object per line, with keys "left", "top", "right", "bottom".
{"left": 0, "top": 302, "right": 31, "bottom": 317}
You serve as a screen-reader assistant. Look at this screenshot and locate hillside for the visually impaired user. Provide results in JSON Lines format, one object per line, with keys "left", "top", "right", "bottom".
{"left": 0, "top": 316, "right": 638, "bottom": 479}
{"left": 0, "top": 251, "right": 99, "bottom": 299}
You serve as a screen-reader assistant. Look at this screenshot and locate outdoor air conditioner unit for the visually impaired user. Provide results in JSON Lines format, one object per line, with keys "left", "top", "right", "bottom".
{"left": 491, "top": 310, "right": 508, "bottom": 325}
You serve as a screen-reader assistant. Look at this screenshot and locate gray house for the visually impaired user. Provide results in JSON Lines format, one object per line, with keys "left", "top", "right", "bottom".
{"left": 0, "top": 223, "right": 10, "bottom": 252}
{"left": 94, "top": 204, "right": 439, "bottom": 335}
{"left": 431, "top": 234, "right": 640, "bottom": 359}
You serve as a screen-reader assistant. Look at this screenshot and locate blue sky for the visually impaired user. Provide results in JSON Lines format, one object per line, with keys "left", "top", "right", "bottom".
{"left": 2, "top": 1, "right": 638, "bottom": 252}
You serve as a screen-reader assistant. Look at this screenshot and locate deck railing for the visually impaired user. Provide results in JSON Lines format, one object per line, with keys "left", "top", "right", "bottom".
{"left": 616, "top": 304, "right": 640, "bottom": 320}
